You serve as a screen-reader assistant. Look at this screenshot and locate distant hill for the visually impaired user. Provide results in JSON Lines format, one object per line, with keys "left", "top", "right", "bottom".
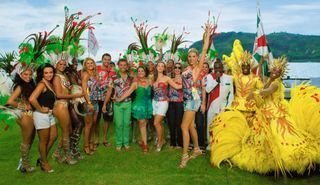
{"left": 190, "top": 32, "right": 320, "bottom": 62}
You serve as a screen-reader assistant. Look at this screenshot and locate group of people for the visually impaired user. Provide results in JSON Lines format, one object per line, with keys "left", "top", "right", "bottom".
{"left": 5, "top": 21, "right": 319, "bottom": 176}
{"left": 6, "top": 24, "right": 221, "bottom": 173}
{"left": 209, "top": 51, "right": 320, "bottom": 176}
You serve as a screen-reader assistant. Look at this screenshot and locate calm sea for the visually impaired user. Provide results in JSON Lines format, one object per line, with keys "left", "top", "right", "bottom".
{"left": 287, "top": 62, "right": 320, "bottom": 87}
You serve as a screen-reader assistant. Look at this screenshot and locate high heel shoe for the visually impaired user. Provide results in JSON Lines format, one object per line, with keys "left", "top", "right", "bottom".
{"left": 140, "top": 141, "right": 148, "bottom": 153}
{"left": 179, "top": 154, "right": 190, "bottom": 168}
{"left": 142, "top": 144, "right": 148, "bottom": 153}
{"left": 62, "top": 156, "right": 78, "bottom": 165}
{"left": 40, "top": 161, "right": 54, "bottom": 173}
{"left": 84, "top": 145, "right": 93, "bottom": 155}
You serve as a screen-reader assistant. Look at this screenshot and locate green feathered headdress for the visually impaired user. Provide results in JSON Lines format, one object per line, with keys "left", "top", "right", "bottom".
{"left": 153, "top": 28, "right": 170, "bottom": 51}
{"left": 131, "top": 17, "right": 158, "bottom": 62}
{"left": 18, "top": 25, "right": 60, "bottom": 71}
{"left": 170, "top": 27, "right": 190, "bottom": 59}
{"left": 61, "top": 6, "right": 101, "bottom": 58}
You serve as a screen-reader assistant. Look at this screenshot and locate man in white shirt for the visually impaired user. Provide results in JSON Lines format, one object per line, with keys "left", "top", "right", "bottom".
{"left": 205, "top": 59, "right": 234, "bottom": 150}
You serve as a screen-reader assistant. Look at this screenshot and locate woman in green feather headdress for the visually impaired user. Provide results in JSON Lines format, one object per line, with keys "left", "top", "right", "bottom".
{"left": 7, "top": 65, "right": 36, "bottom": 173}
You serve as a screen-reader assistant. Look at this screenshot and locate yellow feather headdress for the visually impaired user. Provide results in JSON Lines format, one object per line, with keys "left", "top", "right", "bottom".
{"left": 270, "top": 56, "right": 288, "bottom": 78}
{"left": 239, "top": 51, "right": 253, "bottom": 66}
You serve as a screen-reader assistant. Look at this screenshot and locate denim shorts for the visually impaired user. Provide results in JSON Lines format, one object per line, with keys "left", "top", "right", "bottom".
{"left": 184, "top": 99, "right": 201, "bottom": 112}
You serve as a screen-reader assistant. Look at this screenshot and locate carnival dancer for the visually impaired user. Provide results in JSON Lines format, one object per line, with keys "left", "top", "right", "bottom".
{"left": 29, "top": 64, "right": 57, "bottom": 173}
{"left": 103, "top": 59, "right": 133, "bottom": 151}
{"left": 229, "top": 51, "right": 263, "bottom": 125}
{"left": 65, "top": 58, "right": 85, "bottom": 159}
{"left": 7, "top": 65, "right": 36, "bottom": 173}
{"left": 179, "top": 22, "right": 216, "bottom": 168}
{"left": 210, "top": 54, "right": 318, "bottom": 175}
{"left": 52, "top": 59, "right": 82, "bottom": 164}
{"left": 205, "top": 59, "right": 233, "bottom": 151}
{"left": 118, "top": 66, "right": 153, "bottom": 153}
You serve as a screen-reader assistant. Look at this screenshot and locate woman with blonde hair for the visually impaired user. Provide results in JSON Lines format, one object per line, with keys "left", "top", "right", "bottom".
{"left": 179, "top": 24, "right": 216, "bottom": 168}
{"left": 52, "top": 59, "right": 82, "bottom": 164}
{"left": 81, "top": 57, "right": 101, "bottom": 155}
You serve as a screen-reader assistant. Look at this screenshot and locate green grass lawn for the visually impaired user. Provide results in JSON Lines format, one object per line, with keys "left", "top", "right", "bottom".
{"left": 1, "top": 121, "right": 320, "bottom": 185}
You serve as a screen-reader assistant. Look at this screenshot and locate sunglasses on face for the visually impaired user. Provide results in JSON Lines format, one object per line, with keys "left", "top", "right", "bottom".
{"left": 174, "top": 66, "right": 181, "bottom": 69}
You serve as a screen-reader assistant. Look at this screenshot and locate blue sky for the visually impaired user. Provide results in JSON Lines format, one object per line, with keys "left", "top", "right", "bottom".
{"left": 0, "top": 0, "right": 319, "bottom": 60}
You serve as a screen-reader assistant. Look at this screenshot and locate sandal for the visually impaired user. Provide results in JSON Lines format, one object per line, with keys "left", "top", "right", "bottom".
{"left": 142, "top": 144, "right": 148, "bottom": 153}
{"left": 124, "top": 146, "right": 130, "bottom": 151}
{"left": 93, "top": 142, "right": 99, "bottom": 151}
{"left": 179, "top": 154, "right": 190, "bottom": 168}
{"left": 84, "top": 145, "right": 93, "bottom": 155}
{"left": 190, "top": 148, "right": 204, "bottom": 159}
{"left": 103, "top": 141, "right": 111, "bottom": 147}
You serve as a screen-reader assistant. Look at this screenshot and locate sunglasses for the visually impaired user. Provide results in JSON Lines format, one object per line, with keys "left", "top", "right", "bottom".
{"left": 174, "top": 66, "right": 182, "bottom": 69}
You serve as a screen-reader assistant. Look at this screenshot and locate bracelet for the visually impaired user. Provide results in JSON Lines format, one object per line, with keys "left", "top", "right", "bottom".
{"left": 17, "top": 102, "right": 26, "bottom": 110}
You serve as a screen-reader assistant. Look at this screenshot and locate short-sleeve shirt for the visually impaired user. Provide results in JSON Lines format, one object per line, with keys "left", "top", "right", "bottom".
{"left": 96, "top": 66, "right": 116, "bottom": 101}
{"left": 113, "top": 73, "right": 133, "bottom": 102}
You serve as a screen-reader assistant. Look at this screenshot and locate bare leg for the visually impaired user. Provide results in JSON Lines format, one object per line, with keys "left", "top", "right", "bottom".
{"left": 18, "top": 115, "right": 35, "bottom": 146}
{"left": 37, "top": 128, "right": 50, "bottom": 163}
{"left": 47, "top": 125, "right": 57, "bottom": 154}
{"left": 181, "top": 111, "right": 195, "bottom": 154}
{"left": 138, "top": 119, "right": 147, "bottom": 144}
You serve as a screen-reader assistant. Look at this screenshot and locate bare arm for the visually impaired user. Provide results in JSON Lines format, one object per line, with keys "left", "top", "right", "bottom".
{"left": 167, "top": 76, "right": 182, "bottom": 89}
{"left": 200, "top": 85, "right": 206, "bottom": 114}
{"left": 118, "top": 82, "right": 138, "bottom": 102}
{"left": 81, "top": 72, "right": 91, "bottom": 104}
{"left": 194, "top": 25, "right": 214, "bottom": 81}
{"left": 102, "top": 86, "right": 114, "bottom": 113}
{"left": 7, "top": 86, "right": 21, "bottom": 108}
{"left": 103, "top": 86, "right": 113, "bottom": 105}
{"left": 259, "top": 82, "right": 278, "bottom": 97}
{"left": 53, "top": 75, "right": 82, "bottom": 99}
{"left": 29, "top": 82, "right": 49, "bottom": 113}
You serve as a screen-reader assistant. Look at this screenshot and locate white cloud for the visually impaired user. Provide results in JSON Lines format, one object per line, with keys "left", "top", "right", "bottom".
{"left": 0, "top": 0, "right": 319, "bottom": 61}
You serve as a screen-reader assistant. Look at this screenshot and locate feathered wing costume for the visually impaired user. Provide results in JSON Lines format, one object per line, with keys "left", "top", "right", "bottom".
{"left": 0, "top": 25, "right": 58, "bottom": 130}
{"left": 210, "top": 42, "right": 319, "bottom": 176}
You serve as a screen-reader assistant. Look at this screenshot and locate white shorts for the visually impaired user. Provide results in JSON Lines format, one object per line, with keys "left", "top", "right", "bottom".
{"left": 33, "top": 111, "right": 56, "bottom": 130}
{"left": 152, "top": 100, "right": 168, "bottom": 116}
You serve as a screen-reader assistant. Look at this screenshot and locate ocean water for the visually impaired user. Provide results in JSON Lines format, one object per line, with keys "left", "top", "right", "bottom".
{"left": 287, "top": 62, "right": 320, "bottom": 78}
{"left": 286, "top": 62, "right": 320, "bottom": 87}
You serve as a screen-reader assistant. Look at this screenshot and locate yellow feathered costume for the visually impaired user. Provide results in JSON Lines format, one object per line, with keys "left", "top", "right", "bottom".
{"left": 210, "top": 40, "right": 320, "bottom": 176}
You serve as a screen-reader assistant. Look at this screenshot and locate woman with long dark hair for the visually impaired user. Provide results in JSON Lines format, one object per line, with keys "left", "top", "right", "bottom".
{"left": 29, "top": 63, "right": 57, "bottom": 173}
{"left": 152, "top": 61, "right": 181, "bottom": 152}
{"left": 167, "top": 62, "right": 184, "bottom": 149}
{"left": 52, "top": 59, "right": 82, "bottom": 164}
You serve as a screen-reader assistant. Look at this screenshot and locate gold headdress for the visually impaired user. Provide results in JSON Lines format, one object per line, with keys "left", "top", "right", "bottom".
{"left": 270, "top": 56, "right": 288, "bottom": 78}
{"left": 239, "top": 51, "right": 253, "bottom": 66}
